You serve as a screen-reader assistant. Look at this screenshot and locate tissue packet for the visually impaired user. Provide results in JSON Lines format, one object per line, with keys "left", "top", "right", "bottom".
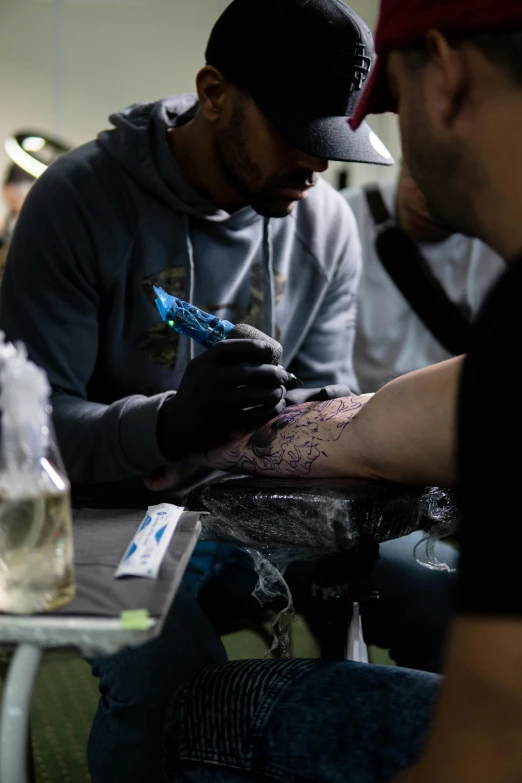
{"left": 114, "top": 503, "right": 184, "bottom": 579}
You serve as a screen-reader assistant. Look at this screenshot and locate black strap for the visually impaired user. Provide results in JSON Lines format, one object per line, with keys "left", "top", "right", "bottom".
{"left": 364, "top": 184, "right": 472, "bottom": 356}
{"left": 365, "top": 185, "right": 392, "bottom": 226}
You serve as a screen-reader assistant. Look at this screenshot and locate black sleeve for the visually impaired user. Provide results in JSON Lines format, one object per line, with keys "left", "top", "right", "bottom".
{"left": 456, "top": 254, "right": 521, "bottom": 615}
{"left": 0, "top": 158, "right": 169, "bottom": 484}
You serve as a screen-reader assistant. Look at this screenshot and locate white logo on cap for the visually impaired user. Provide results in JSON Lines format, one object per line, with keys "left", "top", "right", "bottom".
{"left": 369, "top": 131, "right": 393, "bottom": 160}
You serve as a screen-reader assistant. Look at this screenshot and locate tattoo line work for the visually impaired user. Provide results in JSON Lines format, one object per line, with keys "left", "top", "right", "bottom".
{"left": 208, "top": 397, "right": 366, "bottom": 478}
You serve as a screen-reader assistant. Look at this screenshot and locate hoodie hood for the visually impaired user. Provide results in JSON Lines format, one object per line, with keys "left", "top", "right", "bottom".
{"left": 97, "top": 94, "right": 259, "bottom": 229}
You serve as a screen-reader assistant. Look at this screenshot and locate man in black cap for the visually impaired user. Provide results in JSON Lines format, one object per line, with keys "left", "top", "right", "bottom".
{"left": 1, "top": 0, "right": 391, "bottom": 502}
{"left": 0, "top": 2, "right": 457, "bottom": 782}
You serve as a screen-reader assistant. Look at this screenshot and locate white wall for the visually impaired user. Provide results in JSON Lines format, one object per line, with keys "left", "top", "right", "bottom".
{"left": 0, "top": 0, "right": 400, "bottom": 216}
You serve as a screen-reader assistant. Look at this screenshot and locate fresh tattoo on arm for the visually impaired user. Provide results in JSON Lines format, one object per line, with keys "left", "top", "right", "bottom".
{"left": 205, "top": 396, "right": 368, "bottom": 478}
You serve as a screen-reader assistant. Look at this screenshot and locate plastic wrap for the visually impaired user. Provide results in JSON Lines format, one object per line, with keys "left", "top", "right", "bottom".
{"left": 187, "top": 476, "right": 460, "bottom": 557}
{"left": 244, "top": 547, "right": 294, "bottom": 657}
{"left": 413, "top": 487, "right": 460, "bottom": 572}
{"left": 0, "top": 337, "right": 51, "bottom": 493}
{"left": 187, "top": 476, "right": 461, "bottom": 655}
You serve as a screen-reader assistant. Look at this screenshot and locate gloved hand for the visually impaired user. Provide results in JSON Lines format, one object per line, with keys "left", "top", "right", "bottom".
{"left": 285, "top": 384, "right": 354, "bottom": 407}
{"left": 156, "top": 339, "right": 288, "bottom": 461}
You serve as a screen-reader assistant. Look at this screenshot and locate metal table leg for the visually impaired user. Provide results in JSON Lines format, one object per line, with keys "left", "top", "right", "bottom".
{"left": 0, "top": 643, "right": 42, "bottom": 783}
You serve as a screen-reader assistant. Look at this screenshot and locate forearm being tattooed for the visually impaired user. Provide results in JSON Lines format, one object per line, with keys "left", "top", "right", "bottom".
{"left": 145, "top": 356, "right": 461, "bottom": 491}
{"left": 204, "top": 396, "right": 370, "bottom": 478}
{"left": 205, "top": 356, "right": 462, "bottom": 486}
{"left": 143, "top": 396, "right": 370, "bottom": 491}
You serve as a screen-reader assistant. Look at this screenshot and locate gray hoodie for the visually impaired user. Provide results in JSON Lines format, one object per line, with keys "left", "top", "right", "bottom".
{"left": 0, "top": 95, "right": 361, "bottom": 500}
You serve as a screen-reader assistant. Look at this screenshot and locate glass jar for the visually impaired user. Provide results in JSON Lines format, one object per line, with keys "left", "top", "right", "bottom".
{"left": 0, "top": 339, "right": 75, "bottom": 614}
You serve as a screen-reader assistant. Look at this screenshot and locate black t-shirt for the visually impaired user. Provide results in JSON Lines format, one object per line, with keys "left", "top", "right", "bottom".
{"left": 456, "top": 254, "right": 520, "bottom": 614}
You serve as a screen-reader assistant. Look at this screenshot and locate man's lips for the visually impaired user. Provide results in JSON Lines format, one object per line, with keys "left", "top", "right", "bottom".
{"left": 406, "top": 206, "right": 436, "bottom": 229}
{"left": 277, "top": 184, "right": 314, "bottom": 200}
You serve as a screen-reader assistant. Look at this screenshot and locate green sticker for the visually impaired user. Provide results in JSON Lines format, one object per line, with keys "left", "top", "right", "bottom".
{"left": 120, "top": 609, "right": 150, "bottom": 630}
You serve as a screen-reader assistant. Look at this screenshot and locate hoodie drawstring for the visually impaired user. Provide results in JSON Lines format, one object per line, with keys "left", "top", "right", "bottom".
{"left": 183, "top": 216, "right": 274, "bottom": 358}
{"left": 262, "top": 218, "right": 275, "bottom": 338}
{"left": 184, "top": 215, "right": 196, "bottom": 360}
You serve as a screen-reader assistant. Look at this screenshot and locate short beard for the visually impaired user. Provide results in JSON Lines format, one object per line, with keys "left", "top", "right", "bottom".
{"left": 249, "top": 196, "right": 294, "bottom": 219}
{"left": 214, "top": 102, "right": 294, "bottom": 218}
{"left": 405, "top": 104, "right": 483, "bottom": 239}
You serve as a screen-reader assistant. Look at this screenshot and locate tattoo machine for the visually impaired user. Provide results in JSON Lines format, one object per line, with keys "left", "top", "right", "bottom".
{"left": 153, "top": 286, "right": 303, "bottom": 386}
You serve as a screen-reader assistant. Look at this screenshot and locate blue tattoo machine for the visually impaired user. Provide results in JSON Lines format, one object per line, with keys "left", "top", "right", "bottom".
{"left": 153, "top": 286, "right": 302, "bottom": 384}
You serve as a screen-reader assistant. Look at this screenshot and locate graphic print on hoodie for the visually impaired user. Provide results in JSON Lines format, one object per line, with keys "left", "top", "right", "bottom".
{"left": 0, "top": 94, "right": 362, "bottom": 497}
{"left": 138, "top": 264, "right": 287, "bottom": 370}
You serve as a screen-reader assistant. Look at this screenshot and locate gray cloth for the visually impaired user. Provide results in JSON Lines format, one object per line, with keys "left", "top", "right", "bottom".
{"left": 0, "top": 95, "right": 361, "bottom": 499}
{"left": 53, "top": 509, "right": 201, "bottom": 618}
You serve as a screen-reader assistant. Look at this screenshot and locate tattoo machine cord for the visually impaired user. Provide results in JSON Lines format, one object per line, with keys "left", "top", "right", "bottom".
{"left": 153, "top": 286, "right": 303, "bottom": 387}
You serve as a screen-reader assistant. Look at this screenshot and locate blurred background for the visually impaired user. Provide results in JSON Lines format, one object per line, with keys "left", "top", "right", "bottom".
{"left": 0, "top": 0, "right": 401, "bottom": 226}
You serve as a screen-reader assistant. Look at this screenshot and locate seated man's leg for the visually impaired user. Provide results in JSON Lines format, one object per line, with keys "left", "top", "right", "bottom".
{"left": 87, "top": 543, "right": 228, "bottom": 783}
{"left": 163, "top": 659, "right": 440, "bottom": 783}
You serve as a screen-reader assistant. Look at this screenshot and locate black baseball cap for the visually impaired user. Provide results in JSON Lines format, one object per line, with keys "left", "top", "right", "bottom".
{"left": 205, "top": 0, "right": 394, "bottom": 166}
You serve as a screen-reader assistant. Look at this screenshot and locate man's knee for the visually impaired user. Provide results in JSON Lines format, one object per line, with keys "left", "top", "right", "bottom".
{"left": 163, "top": 659, "right": 318, "bottom": 779}
{"left": 164, "top": 660, "right": 441, "bottom": 783}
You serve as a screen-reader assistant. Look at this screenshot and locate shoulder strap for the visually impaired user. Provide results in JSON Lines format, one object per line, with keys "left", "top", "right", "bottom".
{"left": 365, "top": 183, "right": 393, "bottom": 225}
{"left": 364, "top": 184, "right": 472, "bottom": 356}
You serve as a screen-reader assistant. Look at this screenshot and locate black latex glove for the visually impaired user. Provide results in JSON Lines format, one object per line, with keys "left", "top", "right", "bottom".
{"left": 285, "top": 384, "right": 355, "bottom": 407}
{"left": 156, "top": 339, "right": 289, "bottom": 461}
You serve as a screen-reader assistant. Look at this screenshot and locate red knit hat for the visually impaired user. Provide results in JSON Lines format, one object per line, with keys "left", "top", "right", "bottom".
{"left": 349, "top": 0, "right": 522, "bottom": 130}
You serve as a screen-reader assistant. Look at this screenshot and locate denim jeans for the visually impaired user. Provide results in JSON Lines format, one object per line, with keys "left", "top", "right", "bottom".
{"left": 87, "top": 533, "right": 456, "bottom": 783}
{"left": 87, "top": 543, "right": 229, "bottom": 783}
{"left": 164, "top": 659, "right": 441, "bottom": 783}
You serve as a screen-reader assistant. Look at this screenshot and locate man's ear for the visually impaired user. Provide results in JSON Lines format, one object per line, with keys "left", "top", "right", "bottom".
{"left": 195, "top": 66, "right": 229, "bottom": 123}
{"left": 425, "top": 30, "right": 467, "bottom": 125}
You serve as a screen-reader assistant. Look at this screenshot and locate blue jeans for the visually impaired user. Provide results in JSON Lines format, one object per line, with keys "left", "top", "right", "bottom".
{"left": 164, "top": 659, "right": 441, "bottom": 783}
{"left": 87, "top": 542, "right": 229, "bottom": 783}
{"left": 87, "top": 533, "right": 457, "bottom": 783}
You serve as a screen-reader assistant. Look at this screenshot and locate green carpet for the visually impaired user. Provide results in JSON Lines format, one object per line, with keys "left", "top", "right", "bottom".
{"left": 31, "top": 654, "right": 99, "bottom": 783}
{"left": 0, "top": 618, "right": 392, "bottom": 783}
